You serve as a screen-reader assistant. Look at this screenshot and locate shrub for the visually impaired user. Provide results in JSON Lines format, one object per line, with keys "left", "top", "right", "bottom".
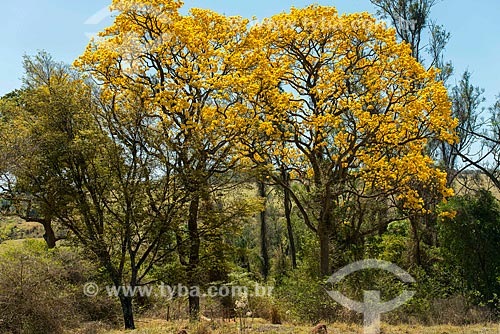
{"left": 274, "top": 267, "right": 352, "bottom": 324}
{"left": 0, "top": 240, "right": 119, "bottom": 334}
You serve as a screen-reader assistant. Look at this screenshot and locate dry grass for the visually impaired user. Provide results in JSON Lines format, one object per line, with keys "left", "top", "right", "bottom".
{"left": 454, "top": 172, "right": 500, "bottom": 198}
{"left": 0, "top": 215, "right": 45, "bottom": 240}
{"left": 75, "top": 317, "right": 500, "bottom": 334}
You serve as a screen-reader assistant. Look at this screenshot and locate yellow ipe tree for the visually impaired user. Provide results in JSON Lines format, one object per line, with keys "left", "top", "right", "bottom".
{"left": 76, "top": 0, "right": 262, "bottom": 321}
{"left": 244, "top": 6, "right": 457, "bottom": 276}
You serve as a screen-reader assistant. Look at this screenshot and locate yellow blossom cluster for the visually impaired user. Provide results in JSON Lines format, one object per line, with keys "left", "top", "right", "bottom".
{"left": 75, "top": 2, "right": 457, "bottom": 212}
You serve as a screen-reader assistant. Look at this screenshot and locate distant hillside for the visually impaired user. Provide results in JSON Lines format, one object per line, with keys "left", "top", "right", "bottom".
{"left": 453, "top": 170, "right": 500, "bottom": 198}
{"left": 0, "top": 216, "right": 44, "bottom": 242}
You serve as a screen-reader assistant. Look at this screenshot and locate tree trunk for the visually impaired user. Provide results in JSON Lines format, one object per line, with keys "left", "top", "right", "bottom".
{"left": 318, "top": 221, "right": 330, "bottom": 277}
{"left": 410, "top": 216, "right": 422, "bottom": 266}
{"left": 113, "top": 242, "right": 155, "bottom": 330}
{"left": 188, "top": 292, "right": 200, "bottom": 322}
{"left": 318, "top": 186, "right": 333, "bottom": 277}
{"left": 377, "top": 198, "right": 389, "bottom": 237}
{"left": 282, "top": 171, "right": 297, "bottom": 269}
{"left": 258, "top": 181, "right": 269, "bottom": 280}
{"left": 99, "top": 252, "right": 134, "bottom": 330}
{"left": 188, "top": 196, "right": 201, "bottom": 321}
{"left": 119, "top": 295, "right": 135, "bottom": 329}
{"left": 41, "top": 218, "right": 57, "bottom": 249}
{"left": 20, "top": 202, "right": 57, "bottom": 248}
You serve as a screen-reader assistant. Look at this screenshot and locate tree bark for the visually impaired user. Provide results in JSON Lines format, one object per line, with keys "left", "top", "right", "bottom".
{"left": 101, "top": 254, "right": 135, "bottom": 330}
{"left": 318, "top": 221, "right": 330, "bottom": 277}
{"left": 41, "top": 218, "right": 57, "bottom": 249}
{"left": 119, "top": 295, "right": 135, "bottom": 329}
{"left": 410, "top": 216, "right": 422, "bottom": 266}
{"left": 318, "top": 185, "right": 333, "bottom": 277}
{"left": 282, "top": 171, "right": 297, "bottom": 269}
{"left": 187, "top": 195, "right": 201, "bottom": 321}
{"left": 188, "top": 292, "right": 200, "bottom": 322}
{"left": 258, "top": 181, "right": 269, "bottom": 280}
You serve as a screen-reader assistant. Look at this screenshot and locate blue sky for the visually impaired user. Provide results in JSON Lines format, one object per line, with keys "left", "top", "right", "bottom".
{"left": 1, "top": 0, "right": 499, "bottom": 109}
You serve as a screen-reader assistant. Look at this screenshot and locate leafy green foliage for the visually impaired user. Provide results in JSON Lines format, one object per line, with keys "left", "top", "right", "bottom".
{"left": 439, "top": 190, "right": 500, "bottom": 308}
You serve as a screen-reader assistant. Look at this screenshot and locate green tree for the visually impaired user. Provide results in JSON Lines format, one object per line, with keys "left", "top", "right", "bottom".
{"left": 3, "top": 51, "right": 180, "bottom": 329}
{"left": 439, "top": 190, "right": 500, "bottom": 308}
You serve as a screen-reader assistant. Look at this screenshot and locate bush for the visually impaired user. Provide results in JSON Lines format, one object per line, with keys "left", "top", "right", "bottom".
{"left": 0, "top": 240, "right": 119, "bottom": 334}
{"left": 274, "top": 267, "right": 354, "bottom": 324}
{"left": 0, "top": 240, "right": 72, "bottom": 334}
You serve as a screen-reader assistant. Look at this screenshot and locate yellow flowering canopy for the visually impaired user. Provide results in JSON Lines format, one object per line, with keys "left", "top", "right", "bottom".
{"left": 244, "top": 5, "right": 457, "bottom": 210}
{"left": 75, "top": 0, "right": 258, "bottom": 179}
{"left": 75, "top": 1, "right": 457, "bottom": 211}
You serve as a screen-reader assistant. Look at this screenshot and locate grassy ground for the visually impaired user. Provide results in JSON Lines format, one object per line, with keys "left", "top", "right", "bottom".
{"left": 0, "top": 237, "right": 45, "bottom": 251}
{"left": 72, "top": 318, "right": 500, "bottom": 334}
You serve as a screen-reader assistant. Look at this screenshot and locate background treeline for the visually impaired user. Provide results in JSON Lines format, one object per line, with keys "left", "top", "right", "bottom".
{"left": 0, "top": 0, "right": 500, "bottom": 333}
